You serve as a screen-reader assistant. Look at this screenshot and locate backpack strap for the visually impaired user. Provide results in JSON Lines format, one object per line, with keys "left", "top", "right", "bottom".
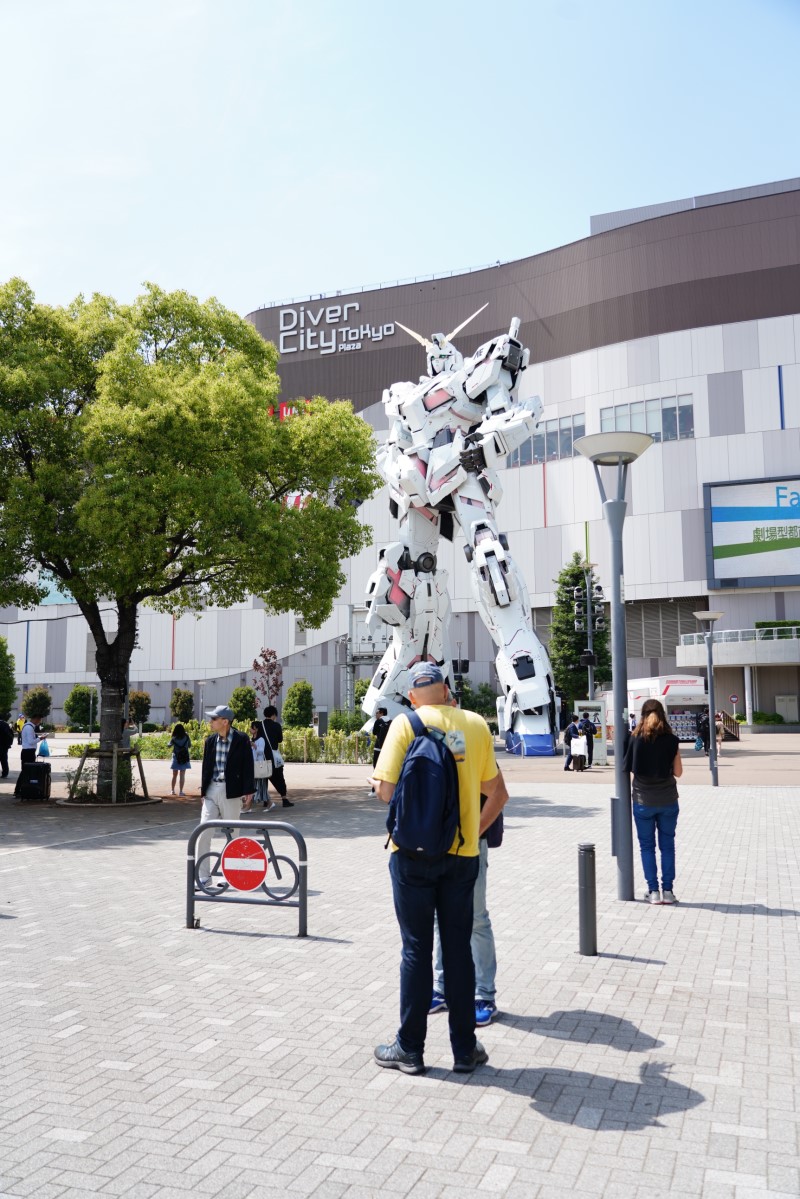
{"left": 406, "top": 711, "right": 426, "bottom": 739}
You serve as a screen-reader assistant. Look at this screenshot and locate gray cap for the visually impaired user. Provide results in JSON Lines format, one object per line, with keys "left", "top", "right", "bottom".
{"left": 408, "top": 662, "right": 445, "bottom": 688}
{"left": 206, "top": 705, "right": 235, "bottom": 722}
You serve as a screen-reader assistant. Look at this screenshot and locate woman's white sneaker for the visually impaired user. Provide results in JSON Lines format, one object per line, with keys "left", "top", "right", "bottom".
{"left": 661, "top": 890, "right": 678, "bottom": 904}
{"left": 644, "top": 890, "right": 662, "bottom": 904}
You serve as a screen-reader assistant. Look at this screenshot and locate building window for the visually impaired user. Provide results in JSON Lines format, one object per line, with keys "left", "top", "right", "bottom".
{"left": 507, "top": 414, "right": 586, "bottom": 468}
{"left": 600, "top": 394, "right": 694, "bottom": 443}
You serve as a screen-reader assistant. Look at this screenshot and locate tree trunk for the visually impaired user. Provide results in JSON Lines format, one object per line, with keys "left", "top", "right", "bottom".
{"left": 80, "top": 601, "right": 138, "bottom": 801}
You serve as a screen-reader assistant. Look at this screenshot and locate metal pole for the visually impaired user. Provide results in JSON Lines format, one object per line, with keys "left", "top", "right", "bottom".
{"left": 585, "top": 569, "right": 595, "bottom": 700}
{"left": 706, "top": 632, "right": 719, "bottom": 787}
{"left": 604, "top": 480, "right": 633, "bottom": 901}
{"left": 578, "top": 843, "right": 597, "bottom": 955}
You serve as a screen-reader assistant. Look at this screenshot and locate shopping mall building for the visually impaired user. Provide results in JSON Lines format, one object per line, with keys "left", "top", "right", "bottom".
{"left": 3, "top": 178, "right": 800, "bottom": 727}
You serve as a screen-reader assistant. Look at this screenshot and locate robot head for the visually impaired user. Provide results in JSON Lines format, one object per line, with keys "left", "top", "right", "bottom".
{"left": 427, "top": 333, "right": 463, "bottom": 376}
{"left": 395, "top": 303, "right": 489, "bottom": 378}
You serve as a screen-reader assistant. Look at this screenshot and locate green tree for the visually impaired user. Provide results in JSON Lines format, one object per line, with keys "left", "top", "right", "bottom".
{"left": 354, "top": 677, "right": 370, "bottom": 709}
{"left": 128, "top": 690, "right": 151, "bottom": 726}
{"left": 0, "top": 636, "right": 16, "bottom": 717}
{"left": 170, "top": 689, "right": 194, "bottom": 723}
{"left": 21, "top": 685, "right": 51, "bottom": 722}
{"left": 0, "top": 278, "right": 378, "bottom": 799}
{"left": 283, "top": 680, "right": 314, "bottom": 727}
{"left": 459, "top": 678, "right": 499, "bottom": 719}
{"left": 64, "top": 683, "right": 98, "bottom": 730}
{"left": 229, "top": 685, "right": 257, "bottom": 723}
{"left": 548, "top": 552, "right": 611, "bottom": 710}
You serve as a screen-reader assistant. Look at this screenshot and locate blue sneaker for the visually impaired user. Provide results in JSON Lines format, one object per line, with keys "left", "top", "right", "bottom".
{"left": 475, "top": 1000, "right": 498, "bottom": 1027}
{"left": 429, "top": 992, "right": 448, "bottom": 1014}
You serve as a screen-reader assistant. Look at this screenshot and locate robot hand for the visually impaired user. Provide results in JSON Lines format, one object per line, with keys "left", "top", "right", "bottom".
{"left": 459, "top": 435, "right": 487, "bottom": 475}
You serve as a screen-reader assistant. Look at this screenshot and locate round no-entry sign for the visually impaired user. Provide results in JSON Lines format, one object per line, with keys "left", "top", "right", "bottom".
{"left": 729, "top": 693, "right": 739, "bottom": 704}
{"left": 220, "top": 837, "right": 268, "bottom": 891}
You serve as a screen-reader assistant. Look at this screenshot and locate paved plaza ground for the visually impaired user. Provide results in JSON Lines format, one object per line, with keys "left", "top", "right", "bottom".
{"left": 1, "top": 733, "right": 799, "bottom": 1198}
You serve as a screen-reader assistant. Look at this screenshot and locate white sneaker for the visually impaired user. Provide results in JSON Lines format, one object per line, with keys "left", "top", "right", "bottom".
{"left": 661, "top": 890, "right": 678, "bottom": 904}
{"left": 644, "top": 890, "right": 662, "bottom": 904}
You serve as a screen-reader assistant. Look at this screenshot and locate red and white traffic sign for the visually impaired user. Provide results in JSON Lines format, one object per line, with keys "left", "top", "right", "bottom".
{"left": 729, "top": 693, "right": 739, "bottom": 704}
{"left": 220, "top": 837, "right": 268, "bottom": 891}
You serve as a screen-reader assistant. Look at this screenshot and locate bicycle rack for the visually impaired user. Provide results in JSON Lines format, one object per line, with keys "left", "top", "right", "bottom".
{"left": 186, "top": 819, "right": 307, "bottom": 936}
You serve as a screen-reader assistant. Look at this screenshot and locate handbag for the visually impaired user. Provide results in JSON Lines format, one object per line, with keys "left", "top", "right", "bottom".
{"left": 694, "top": 735, "right": 703, "bottom": 751}
{"left": 272, "top": 748, "right": 284, "bottom": 768}
{"left": 37, "top": 738, "right": 50, "bottom": 758}
{"left": 572, "top": 734, "right": 588, "bottom": 757}
{"left": 253, "top": 758, "right": 273, "bottom": 779}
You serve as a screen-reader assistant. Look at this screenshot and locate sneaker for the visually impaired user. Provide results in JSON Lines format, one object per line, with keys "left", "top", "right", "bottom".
{"left": 661, "top": 890, "right": 678, "bottom": 904}
{"left": 475, "top": 1000, "right": 498, "bottom": 1027}
{"left": 644, "top": 890, "right": 662, "bottom": 904}
{"left": 282, "top": 798, "right": 294, "bottom": 808}
{"left": 374, "top": 1040, "right": 425, "bottom": 1075}
{"left": 453, "top": 1040, "right": 488, "bottom": 1073}
{"left": 429, "top": 992, "right": 448, "bottom": 1014}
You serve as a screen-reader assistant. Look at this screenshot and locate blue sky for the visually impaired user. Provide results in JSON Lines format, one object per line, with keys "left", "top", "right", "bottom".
{"left": 1, "top": 0, "right": 798, "bottom": 316}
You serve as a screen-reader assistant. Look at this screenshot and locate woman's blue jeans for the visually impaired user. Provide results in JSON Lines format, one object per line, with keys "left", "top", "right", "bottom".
{"left": 632, "top": 801, "right": 680, "bottom": 892}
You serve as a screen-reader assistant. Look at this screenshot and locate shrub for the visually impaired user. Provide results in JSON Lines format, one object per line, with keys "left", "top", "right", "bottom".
{"left": 128, "top": 690, "right": 151, "bottom": 725}
{"left": 0, "top": 636, "right": 17, "bottom": 718}
{"left": 64, "top": 684, "right": 99, "bottom": 730}
{"left": 281, "top": 727, "right": 320, "bottom": 762}
{"left": 322, "top": 730, "right": 373, "bottom": 764}
{"left": 283, "top": 680, "right": 314, "bottom": 728}
{"left": 22, "top": 685, "right": 52, "bottom": 722}
{"left": 229, "top": 686, "right": 258, "bottom": 723}
{"left": 170, "top": 688, "right": 194, "bottom": 723}
{"left": 328, "top": 708, "right": 365, "bottom": 733}
{"left": 142, "top": 722, "right": 159, "bottom": 733}
{"left": 752, "top": 710, "right": 785, "bottom": 724}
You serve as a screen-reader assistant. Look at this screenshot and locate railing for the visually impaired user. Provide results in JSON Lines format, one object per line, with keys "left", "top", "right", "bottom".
{"left": 679, "top": 626, "right": 800, "bottom": 646}
{"left": 257, "top": 258, "right": 507, "bottom": 311}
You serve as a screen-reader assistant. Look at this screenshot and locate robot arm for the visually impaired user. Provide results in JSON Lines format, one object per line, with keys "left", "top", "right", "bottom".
{"left": 460, "top": 393, "right": 543, "bottom": 473}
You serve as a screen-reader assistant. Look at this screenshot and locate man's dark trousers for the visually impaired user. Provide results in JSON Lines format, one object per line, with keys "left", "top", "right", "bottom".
{"left": 389, "top": 851, "right": 479, "bottom": 1059}
{"left": 0, "top": 747, "right": 8, "bottom": 777}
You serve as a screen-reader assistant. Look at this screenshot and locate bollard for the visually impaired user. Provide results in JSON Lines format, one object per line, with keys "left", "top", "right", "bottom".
{"left": 578, "top": 843, "right": 598, "bottom": 956}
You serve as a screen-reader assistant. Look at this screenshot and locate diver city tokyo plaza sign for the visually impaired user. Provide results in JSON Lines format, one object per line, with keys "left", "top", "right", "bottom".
{"left": 278, "top": 301, "right": 396, "bottom": 356}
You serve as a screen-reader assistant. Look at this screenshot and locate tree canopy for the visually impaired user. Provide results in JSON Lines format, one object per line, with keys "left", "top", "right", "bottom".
{"left": 0, "top": 637, "right": 17, "bottom": 717}
{"left": 0, "top": 278, "right": 379, "bottom": 796}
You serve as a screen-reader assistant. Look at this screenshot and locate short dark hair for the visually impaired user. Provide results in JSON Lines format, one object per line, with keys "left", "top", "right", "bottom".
{"left": 263, "top": 705, "right": 278, "bottom": 718}
{"left": 377, "top": 707, "right": 388, "bottom": 715}
{"left": 582, "top": 711, "right": 590, "bottom": 719}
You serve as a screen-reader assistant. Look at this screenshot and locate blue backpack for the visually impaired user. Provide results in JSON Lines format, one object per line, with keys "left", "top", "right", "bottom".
{"left": 385, "top": 711, "right": 463, "bottom": 859}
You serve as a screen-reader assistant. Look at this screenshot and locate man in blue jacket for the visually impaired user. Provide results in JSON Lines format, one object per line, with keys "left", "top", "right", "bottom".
{"left": 196, "top": 705, "right": 255, "bottom": 890}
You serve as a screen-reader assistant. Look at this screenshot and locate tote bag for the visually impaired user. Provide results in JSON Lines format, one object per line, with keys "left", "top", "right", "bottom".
{"left": 253, "top": 758, "right": 273, "bottom": 779}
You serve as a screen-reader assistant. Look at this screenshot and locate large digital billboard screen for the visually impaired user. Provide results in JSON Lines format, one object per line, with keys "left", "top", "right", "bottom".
{"left": 706, "top": 477, "right": 800, "bottom": 587}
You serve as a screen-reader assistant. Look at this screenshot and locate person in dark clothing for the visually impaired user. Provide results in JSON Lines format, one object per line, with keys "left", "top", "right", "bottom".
{"left": 195, "top": 705, "right": 255, "bottom": 889}
{"left": 563, "top": 714, "right": 580, "bottom": 771}
{"left": 0, "top": 715, "right": 14, "bottom": 778}
{"left": 369, "top": 707, "right": 391, "bottom": 794}
{"left": 623, "top": 698, "right": 683, "bottom": 905}
{"left": 696, "top": 709, "right": 711, "bottom": 755}
{"left": 259, "top": 705, "right": 293, "bottom": 808}
{"left": 579, "top": 711, "right": 595, "bottom": 769}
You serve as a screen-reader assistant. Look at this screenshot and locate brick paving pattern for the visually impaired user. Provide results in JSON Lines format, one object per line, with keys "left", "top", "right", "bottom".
{"left": 1, "top": 737, "right": 799, "bottom": 1198}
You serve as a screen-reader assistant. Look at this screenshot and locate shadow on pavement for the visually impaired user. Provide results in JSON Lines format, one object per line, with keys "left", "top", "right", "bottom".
{"left": 498, "top": 1009, "right": 663, "bottom": 1051}
{"left": 438, "top": 1060, "right": 704, "bottom": 1130}
{"left": 676, "top": 901, "right": 800, "bottom": 917}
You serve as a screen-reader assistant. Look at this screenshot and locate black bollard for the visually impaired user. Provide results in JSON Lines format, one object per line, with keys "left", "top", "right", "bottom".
{"left": 578, "top": 843, "right": 598, "bottom": 956}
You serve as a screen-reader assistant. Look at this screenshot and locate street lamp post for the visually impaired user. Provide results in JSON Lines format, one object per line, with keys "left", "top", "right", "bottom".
{"left": 575, "top": 431, "right": 653, "bottom": 901}
{"left": 693, "top": 611, "right": 724, "bottom": 787}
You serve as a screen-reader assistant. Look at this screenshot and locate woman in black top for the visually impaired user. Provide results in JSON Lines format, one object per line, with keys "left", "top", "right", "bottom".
{"left": 623, "top": 698, "right": 683, "bottom": 905}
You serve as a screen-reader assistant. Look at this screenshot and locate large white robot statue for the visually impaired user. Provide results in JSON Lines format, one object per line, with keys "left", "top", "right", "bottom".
{"left": 363, "top": 306, "right": 558, "bottom": 755}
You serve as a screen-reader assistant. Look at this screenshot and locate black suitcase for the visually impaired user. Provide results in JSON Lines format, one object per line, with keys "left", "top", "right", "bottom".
{"left": 15, "top": 761, "right": 52, "bottom": 801}
{"left": 572, "top": 754, "right": 586, "bottom": 772}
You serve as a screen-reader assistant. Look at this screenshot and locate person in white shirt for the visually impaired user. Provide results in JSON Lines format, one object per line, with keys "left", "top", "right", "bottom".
{"left": 20, "top": 719, "right": 38, "bottom": 766}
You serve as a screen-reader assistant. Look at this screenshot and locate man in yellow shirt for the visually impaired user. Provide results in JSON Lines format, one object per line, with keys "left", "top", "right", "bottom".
{"left": 372, "top": 662, "right": 509, "bottom": 1075}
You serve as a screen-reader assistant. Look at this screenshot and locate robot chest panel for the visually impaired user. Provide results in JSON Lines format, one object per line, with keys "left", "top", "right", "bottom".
{"left": 417, "top": 384, "right": 482, "bottom": 433}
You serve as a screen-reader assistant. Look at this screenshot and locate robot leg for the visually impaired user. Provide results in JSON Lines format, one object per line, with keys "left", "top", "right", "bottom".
{"left": 462, "top": 516, "right": 556, "bottom": 756}
{"left": 363, "top": 512, "right": 452, "bottom": 720}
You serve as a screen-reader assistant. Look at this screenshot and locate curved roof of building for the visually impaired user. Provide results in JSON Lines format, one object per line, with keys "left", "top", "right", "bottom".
{"left": 248, "top": 183, "right": 800, "bottom": 413}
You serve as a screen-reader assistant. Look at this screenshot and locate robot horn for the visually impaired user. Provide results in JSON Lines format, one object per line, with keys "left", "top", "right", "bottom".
{"left": 445, "top": 302, "right": 489, "bottom": 343}
{"left": 394, "top": 320, "right": 435, "bottom": 353}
